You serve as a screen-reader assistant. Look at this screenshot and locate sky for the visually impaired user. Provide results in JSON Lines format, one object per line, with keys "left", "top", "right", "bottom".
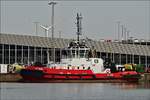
{"left": 1, "top": 0, "right": 150, "bottom": 40}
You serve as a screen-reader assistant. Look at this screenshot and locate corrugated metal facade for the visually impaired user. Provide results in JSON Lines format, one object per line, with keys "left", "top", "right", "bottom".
{"left": 0, "top": 33, "right": 150, "bottom": 56}
{"left": 0, "top": 33, "right": 150, "bottom": 65}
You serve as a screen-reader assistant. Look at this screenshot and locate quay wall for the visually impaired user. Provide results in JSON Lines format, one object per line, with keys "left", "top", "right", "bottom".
{"left": 0, "top": 73, "right": 22, "bottom": 82}
{"left": 143, "top": 73, "right": 150, "bottom": 82}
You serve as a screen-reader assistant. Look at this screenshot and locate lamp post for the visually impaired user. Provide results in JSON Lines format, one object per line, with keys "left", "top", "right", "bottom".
{"left": 34, "top": 22, "right": 39, "bottom": 36}
{"left": 117, "top": 21, "right": 120, "bottom": 42}
{"left": 121, "top": 25, "right": 124, "bottom": 42}
{"left": 48, "top": 1, "right": 57, "bottom": 63}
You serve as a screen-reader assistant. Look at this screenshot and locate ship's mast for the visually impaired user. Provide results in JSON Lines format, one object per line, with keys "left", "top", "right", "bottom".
{"left": 76, "top": 13, "right": 82, "bottom": 42}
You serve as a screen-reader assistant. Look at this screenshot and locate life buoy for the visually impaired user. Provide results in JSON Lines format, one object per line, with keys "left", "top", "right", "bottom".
{"left": 106, "top": 70, "right": 110, "bottom": 73}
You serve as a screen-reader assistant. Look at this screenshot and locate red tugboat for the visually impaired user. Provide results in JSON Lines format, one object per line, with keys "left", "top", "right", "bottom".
{"left": 20, "top": 13, "right": 140, "bottom": 83}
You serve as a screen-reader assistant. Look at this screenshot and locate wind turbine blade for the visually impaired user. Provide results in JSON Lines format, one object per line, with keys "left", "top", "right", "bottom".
{"left": 40, "top": 25, "right": 46, "bottom": 29}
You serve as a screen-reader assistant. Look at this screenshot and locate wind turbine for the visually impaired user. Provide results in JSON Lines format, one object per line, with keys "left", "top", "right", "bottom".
{"left": 40, "top": 25, "right": 51, "bottom": 64}
{"left": 40, "top": 25, "right": 51, "bottom": 37}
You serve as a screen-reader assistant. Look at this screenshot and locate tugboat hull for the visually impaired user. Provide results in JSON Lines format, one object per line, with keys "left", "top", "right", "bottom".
{"left": 20, "top": 69, "right": 140, "bottom": 83}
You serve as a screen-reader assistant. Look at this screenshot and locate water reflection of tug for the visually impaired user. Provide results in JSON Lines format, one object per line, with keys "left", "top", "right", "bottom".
{"left": 20, "top": 13, "right": 140, "bottom": 82}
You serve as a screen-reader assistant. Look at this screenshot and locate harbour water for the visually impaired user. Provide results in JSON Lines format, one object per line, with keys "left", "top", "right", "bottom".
{"left": 0, "top": 82, "right": 150, "bottom": 100}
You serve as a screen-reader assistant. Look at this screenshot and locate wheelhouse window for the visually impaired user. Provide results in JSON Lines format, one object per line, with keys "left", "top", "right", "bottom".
{"left": 80, "top": 50, "right": 85, "bottom": 58}
{"left": 72, "top": 50, "right": 76, "bottom": 58}
{"left": 61, "top": 44, "right": 90, "bottom": 59}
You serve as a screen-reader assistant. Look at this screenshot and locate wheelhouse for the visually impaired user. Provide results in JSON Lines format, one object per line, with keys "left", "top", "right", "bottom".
{"left": 62, "top": 40, "right": 90, "bottom": 59}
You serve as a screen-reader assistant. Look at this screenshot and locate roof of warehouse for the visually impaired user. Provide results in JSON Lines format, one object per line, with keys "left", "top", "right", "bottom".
{"left": 0, "top": 33, "right": 150, "bottom": 56}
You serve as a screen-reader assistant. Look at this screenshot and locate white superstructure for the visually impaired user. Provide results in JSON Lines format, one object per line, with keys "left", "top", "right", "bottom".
{"left": 48, "top": 40, "right": 104, "bottom": 73}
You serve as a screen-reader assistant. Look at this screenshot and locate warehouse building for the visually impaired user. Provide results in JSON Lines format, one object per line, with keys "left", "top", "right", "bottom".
{"left": 0, "top": 33, "right": 150, "bottom": 67}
